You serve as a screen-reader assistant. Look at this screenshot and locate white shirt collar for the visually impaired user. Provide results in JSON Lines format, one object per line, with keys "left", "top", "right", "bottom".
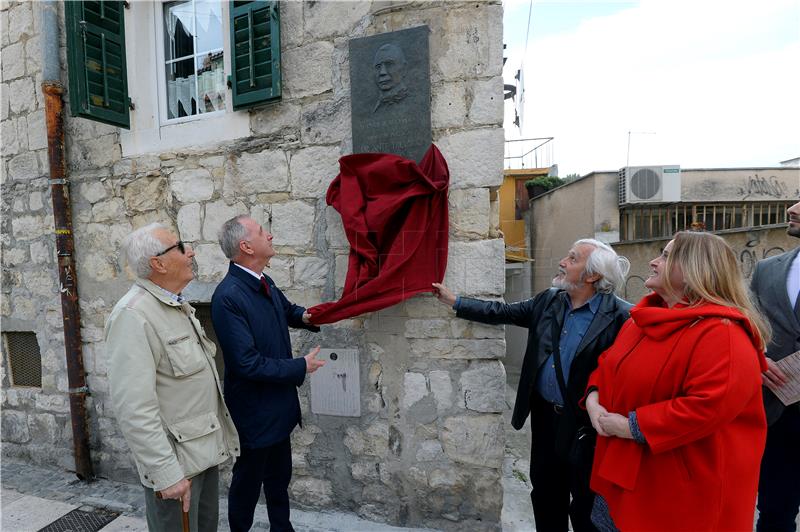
{"left": 234, "top": 262, "right": 264, "bottom": 280}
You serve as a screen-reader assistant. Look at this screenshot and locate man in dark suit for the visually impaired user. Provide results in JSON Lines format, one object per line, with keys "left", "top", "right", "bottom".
{"left": 211, "top": 215, "right": 325, "bottom": 532}
{"left": 752, "top": 199, "right": 800, "bottom": 532}
{"left": 433, "top": 239, "right": 632, "bottom": 532}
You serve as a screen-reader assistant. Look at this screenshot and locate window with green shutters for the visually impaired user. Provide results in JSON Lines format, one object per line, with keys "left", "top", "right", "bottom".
{"left": 229, "top": 0, "right": 281, "bottom": 110}
{"left": 65, "top": 1, "right": 131, "bottom": 129}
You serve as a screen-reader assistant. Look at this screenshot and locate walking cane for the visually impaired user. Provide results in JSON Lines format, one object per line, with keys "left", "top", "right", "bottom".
{"left": 156, "top": 487, "right": 190, "bottom": 532}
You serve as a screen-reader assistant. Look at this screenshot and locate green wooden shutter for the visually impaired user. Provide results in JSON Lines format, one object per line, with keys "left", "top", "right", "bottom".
{"left": 229, "top": 0, "right": 281, "bottom": 110}
{"left": 65, "top": 1, "right": 130, "bottom": 129}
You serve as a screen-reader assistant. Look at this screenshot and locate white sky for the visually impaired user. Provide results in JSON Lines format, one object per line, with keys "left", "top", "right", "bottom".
{"left": 502, "top": 0, "right": 800, "bottom": 176}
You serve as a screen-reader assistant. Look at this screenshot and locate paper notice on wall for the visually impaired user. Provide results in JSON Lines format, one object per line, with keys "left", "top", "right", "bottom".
{"left": 765, "top": 350, "right": 800, "bottom": 406}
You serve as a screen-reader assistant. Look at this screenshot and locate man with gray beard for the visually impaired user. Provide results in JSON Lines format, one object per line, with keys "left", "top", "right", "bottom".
{"left": 433, "top": 239, "right": 632, "bottom": 532}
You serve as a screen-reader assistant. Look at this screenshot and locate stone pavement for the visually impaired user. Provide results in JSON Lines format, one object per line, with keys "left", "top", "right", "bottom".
{"left": 0, "top": 387, "right": 535, "bottom": 532}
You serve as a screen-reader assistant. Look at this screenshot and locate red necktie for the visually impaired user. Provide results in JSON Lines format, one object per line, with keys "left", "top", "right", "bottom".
{"left": 260, "top": 276, "right": 271, "bottom": 298}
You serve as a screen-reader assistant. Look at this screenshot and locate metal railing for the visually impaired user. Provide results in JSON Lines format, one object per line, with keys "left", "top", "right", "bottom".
{"left": 504, "top": 137, "right": 554, "bottom": 170}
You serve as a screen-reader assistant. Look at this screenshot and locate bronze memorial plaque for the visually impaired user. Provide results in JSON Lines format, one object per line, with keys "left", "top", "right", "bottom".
{"left": 349, "top": 26, "right": 431, "bottom": 163}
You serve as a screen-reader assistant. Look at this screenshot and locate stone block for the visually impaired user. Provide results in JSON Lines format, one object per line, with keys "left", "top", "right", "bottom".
{"left": 410, "top": 338, "right": 505, "bottom": 360}
{"left": 202, "top": 200, "right": 246, "bottom": 241}
{"left": 351, "top": 461, "right": 380, "bottom": 482}
{"left": 434, "top": 4, "right": 503, "bottom": 81}
{"left": 428, "top": 467, "right": 460, "bottom": 489}
{"left": 22, "top": 268, "right": 55, "bottom": 297}
{"left": 431, "top": 81, "right": 467, "bottom": 129}
{"left": 177, "top": 203, "right": 202, "bottom": 242}
{"left": 303, "top": 1, "right": 371, "bottom": 40}
{"left": 281, "top": 288, "right": 320, "bottom": 308}
{"left": 226, "top": 149, "right": 289, "bottom": 196}
{"left": 460, "top": 361, "right": 506, "bottom": 413}
{"left": 441, "top": 414, "right": 504, "bottom": 468}
{"left": 468, "top": 76, "right": 503, "bottom": 125}
{"left": 403, "top": 372, "right": 428, "bottom": 408}
{"left": 78, "top": 181, "right": 107, "bottom": 203}
{"left": 24, "top": 34, "right": 41, "bottom": 74}
{"left": 334, "top": 254, "right": 348, "bottom": 291}
{"left": 170, "top": 168, "right": 214, "bottom": 203}
{"left": 29, "top": 190, "right": 43, "bottom": 211}
{"left": 9, "top": 77, "right": 36, "bottom": 113}
{"left": 11, "top": 214, "right": 46, "bottom": 240}
{"left": 28, "top": 413, "right": 59, "bottom": 443}
{"left": 92, "top": 197, "right": 125, "bottom": 223}
{"left": 293, "top": 256, "right": 327, "bottom": 287}
{"left": 444, "top": 239, "right": 505, "bottom": 296}
{"left": 1, "top": 410, "right": 30, "bottom": 443}
{"left": 0, "top": 82, "right": 8, "bottom": 121}
{"left": 0, "top": 10, "right": 8, "bottom": 48}
{"left": 7, "top": 151, "right": 39, "bottom": 180}
{"left": 71, "top": 135, "right": 121, "bottom": 170}
{"left": 416, "top": 439, "right": 444, "bottom": 462}
{"left": 449, "top": 188, "right": 490, "bottom": 237}
{"left": 404, "top": 319, "right": 451, "bottom": 338}
{"left": 29, "top": 241, "right": 50, "bottom": 264}
{"left": 2, "top": 41, "right": 24, "bottom": 80}
{"left": 325, "top": 205, "right": 348, "bottom": 248}
{"left": 283, "top": 41, "right": 334, "bottom": 99}
{"left": 279, "top": 0, "right": 303, "bottom": 48}
{"left": 83, "top": 251, "right": 117, "bottom": 281}
{"left": 271, "top": 201, "right": 314, "bottom": 248}
{"left": 343, "top": 422, "right": 389, "bottom": 458}
{"left": 250, "top": 102, "right": 300, "bottom": 136}
{"left": 2, "top": 116, "right": 18, "bottom": 156}
{"left": 289, "top": 477, "right": 332, "bottom": 507}
{"left": 289, "top": 145, "right": 340, "bottom": 198}
{"left": 300, "top": 97, "right": 350, "bottom": 144}
{"left": 123, "top": 176, "right": 167, "bottom": 212}
{"left": 429, "top": 370, "right": 453, "bottom": 412}
{"left": 3, "top": 246, "right": 27, "bottom": 265}
{"left": 436, "top": 128, "right": 504, "bottom": 189}
{"left": 266, "top": 257, "right": 291, "bottom": 288}
{"left": 194, "top": 243, "right": 228, "bottom": 281}
{"left": 8, "top": 2, "right": 33, "bottom": 42}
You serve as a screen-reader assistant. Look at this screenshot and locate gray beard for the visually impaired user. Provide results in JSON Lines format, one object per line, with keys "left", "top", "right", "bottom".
{"left": 552, "top": 277, "right": 579, "bottom": 291}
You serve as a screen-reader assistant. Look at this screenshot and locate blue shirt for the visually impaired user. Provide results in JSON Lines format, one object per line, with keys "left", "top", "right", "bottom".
{"left": 535, "top": 292, "right": 601, "bottom": 406}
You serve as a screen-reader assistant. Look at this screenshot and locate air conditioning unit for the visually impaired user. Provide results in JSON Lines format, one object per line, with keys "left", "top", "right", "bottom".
{"left": 618, "top": 166, "right": 681, "bottom": 205}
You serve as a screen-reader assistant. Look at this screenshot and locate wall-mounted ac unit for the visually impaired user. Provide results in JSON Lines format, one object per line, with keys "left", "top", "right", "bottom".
{"left": 618, "top": 166, "right": 681, "bottom": 205}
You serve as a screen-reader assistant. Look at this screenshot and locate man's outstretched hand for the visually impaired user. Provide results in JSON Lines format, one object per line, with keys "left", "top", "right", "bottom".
{"left": 431, "top": 282, "right": 456, "bottom": 307}
{"left": 304, "top": 346, "right": 325, "bottom": 374}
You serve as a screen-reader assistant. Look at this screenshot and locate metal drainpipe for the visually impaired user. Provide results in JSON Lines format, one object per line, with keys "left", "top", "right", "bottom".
{"left": 41, "top": 0, "right": 94, "bottom": 481}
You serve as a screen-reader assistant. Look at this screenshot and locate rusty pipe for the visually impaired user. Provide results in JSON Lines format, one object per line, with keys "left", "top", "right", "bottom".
{"left": 41, "top": 1, "right": 94, "bottom": 481}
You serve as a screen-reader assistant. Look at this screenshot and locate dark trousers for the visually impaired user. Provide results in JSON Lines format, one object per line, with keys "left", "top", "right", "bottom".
{"left": 757, "top": 405, "right": 800, "bottom": 532}
{"left": 144, "top": 466, "right": 219, "bottom": 532}
{"left": 530, "top": 396, "right": 596, "bottom": 532}
{"left": 228, "top": 438, "right": 294, "bottom": 532}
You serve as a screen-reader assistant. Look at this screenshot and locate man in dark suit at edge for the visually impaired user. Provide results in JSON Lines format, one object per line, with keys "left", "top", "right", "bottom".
{"left": 434, "top": 238, "right": 632, "bottom": 532}
{"left": 211, "top": 215, "right": 325, "bottom": 532}
{"left": 752, "top": 199, "right": 800, "bottom": 532}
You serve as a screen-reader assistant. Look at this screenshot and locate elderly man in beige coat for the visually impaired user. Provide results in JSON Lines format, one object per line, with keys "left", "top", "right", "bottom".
{"left": 105, "top": 223, "right": 239, "bottom": 532}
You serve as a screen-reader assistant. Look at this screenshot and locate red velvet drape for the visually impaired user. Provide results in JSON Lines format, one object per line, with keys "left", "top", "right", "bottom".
{"left": 307, "top": 144, "right": 449, "bottom": 325}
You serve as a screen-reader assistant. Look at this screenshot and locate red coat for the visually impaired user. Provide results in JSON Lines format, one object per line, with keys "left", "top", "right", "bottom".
{"left": 588, "top": 293, "right": 767, "bottom": 531}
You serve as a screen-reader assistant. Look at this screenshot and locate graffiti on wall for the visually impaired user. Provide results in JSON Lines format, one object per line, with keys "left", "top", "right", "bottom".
{"left": 737, "top": 233, "right": 785, "bottom": 279}
{"left": 738, "top": 174, "right": 789, "bottom": 200}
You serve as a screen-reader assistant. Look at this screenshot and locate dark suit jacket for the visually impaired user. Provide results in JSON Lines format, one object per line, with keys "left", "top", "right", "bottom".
{"left": 211, "top": 263, "right": 319, "bottom": 449}
{"left": 750, "top": 246, "right": 800, "bottom": 424}
{"left": 457, "top": 289, "right": 632, "bottom": 453}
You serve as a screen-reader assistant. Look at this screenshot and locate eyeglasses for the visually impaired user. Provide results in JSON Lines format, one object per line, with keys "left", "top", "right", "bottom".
{"left": 155, "top": 240, "right": 185, "bottom": 257}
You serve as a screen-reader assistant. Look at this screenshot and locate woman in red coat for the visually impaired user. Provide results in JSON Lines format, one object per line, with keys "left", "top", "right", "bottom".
{"left": 585, "top": 231, "right": 771, "bottom": 531}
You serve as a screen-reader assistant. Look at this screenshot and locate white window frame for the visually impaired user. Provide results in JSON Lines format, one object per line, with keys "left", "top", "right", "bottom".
{"left": 121, "top": 0, "right": 250, "bottom": 157}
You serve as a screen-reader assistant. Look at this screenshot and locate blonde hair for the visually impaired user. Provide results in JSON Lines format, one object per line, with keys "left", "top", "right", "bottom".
{"left": 664, "top": 231, "right": 771, "bottom": 350}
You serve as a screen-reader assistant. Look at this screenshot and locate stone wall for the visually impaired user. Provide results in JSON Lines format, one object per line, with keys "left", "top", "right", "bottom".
{"left": 1, "top": 1, "right": 506, "bottom": 529}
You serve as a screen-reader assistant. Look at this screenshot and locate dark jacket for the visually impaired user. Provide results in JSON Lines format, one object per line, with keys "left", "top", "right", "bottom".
{"left": 211, "top": 263, "right": 319, "bottom": 449}
{"left": 457, "top": 288, "right": 632, "bottom": 452}
{"left": 750, "top": 246, "right": 800, "bottom": 424}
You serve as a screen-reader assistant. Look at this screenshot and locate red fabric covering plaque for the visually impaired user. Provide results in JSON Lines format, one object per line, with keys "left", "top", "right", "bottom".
{"left": 307, "top": 144, "right": 449, "bottom": 325}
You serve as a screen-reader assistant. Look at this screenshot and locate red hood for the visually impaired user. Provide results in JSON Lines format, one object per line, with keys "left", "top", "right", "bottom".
{"left": 631, "top": 293, "right": 767, "bottom": 371}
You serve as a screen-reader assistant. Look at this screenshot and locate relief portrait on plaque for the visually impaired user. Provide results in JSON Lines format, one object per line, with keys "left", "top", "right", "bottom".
{"left": 350, "top": 26, "right": 432, "bottom": 163}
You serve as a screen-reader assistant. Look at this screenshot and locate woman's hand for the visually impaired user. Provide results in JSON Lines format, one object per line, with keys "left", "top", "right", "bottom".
{"left": 598, "top": 412, "right": 634, "bottom": 439}
{"left": 585, "top": 390, "right": 610, "bottom": 437}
